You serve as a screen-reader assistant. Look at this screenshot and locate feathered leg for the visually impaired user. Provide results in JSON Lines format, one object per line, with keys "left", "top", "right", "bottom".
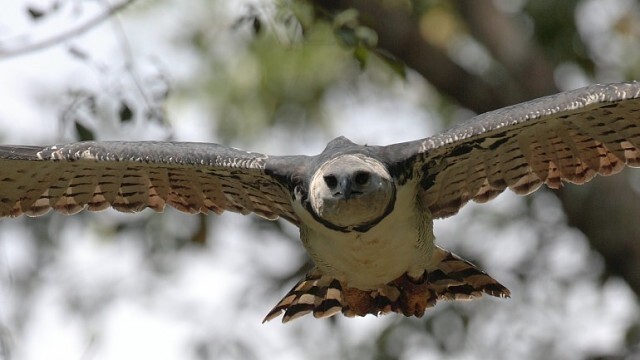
{"left": 263, "top": 246, "right": 510, "bottom": 323}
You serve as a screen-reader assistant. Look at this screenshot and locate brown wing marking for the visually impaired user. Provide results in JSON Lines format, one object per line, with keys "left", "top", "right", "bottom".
{"left": 0, "top": 158, "right": 298, "bottom": 224}
{"left": 420, "top": 98, "right": 640, "bottom": 218}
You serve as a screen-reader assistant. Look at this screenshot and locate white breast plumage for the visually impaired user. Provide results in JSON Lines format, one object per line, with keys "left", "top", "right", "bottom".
{"left": 294, "top": 180, "right": 435, "bottom": 289}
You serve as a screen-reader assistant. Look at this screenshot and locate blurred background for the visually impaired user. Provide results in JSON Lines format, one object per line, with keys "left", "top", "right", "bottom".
{"left": 0, "top": 0, "right": 639, "bottom": 359}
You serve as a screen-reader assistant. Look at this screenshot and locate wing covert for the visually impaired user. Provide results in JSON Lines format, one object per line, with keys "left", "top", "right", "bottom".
{"left": 389, "top": 81, "right": 640, "bottom": 218}
{"left": 0, "top": 141, "right": 303, "bottom": 224}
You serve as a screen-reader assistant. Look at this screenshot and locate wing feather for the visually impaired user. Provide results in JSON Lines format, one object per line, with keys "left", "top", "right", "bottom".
{"left": 389, "top": 81, "right": 640, "bottom": 218}
{"left": 0, "top": 141, "right": 302, "bottom": 224}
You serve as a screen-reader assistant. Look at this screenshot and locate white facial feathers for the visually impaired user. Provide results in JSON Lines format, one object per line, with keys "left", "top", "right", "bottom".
{"left": 309, "top": 154, "right": 395, "bottom": 228}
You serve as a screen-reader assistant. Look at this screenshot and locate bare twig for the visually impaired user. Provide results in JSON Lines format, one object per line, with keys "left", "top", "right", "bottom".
{"left": 0, "top": 0, "right": 137, "bottom": 59}
{"left": 103, "top": 0, "right": 154, "bottom": 117}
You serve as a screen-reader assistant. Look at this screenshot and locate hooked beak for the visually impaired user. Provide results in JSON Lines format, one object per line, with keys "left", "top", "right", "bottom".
{"left": 338, "top": 177, "right": 352, "bottom": 200}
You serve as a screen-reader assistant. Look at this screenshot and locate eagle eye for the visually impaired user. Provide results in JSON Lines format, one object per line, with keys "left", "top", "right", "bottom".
{"left": 354, "top": 171, "right": 370, "bottom": 185}
{"left": 323, "top": 175, "right": 338, "bottom": 189}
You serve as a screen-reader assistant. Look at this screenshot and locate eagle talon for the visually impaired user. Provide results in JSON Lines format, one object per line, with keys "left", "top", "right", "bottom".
{"left": 342, "top": 287, "right": 377, "bottom": 317}
{"left": 395, "top": 274, "right": 433, "bottom": 317}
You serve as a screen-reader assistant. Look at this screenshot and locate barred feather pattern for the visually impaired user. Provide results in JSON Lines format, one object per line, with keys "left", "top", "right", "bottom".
{"left": 263, "top": 246, "right": 509, "bottom": 323}
{"left": 416, "top": 84, "right": 640, "bottom": 218}
{"left": 0, "top": 143, "right": 298, "bottom": 224}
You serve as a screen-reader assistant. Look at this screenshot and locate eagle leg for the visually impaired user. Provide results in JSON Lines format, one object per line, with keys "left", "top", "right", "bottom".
{"left": 392, "top": 272, "right": 436, "bottom": 318}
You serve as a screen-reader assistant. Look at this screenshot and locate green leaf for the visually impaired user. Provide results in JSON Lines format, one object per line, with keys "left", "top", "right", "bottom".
{"left": 374, "top": 49, "right": 407, "bottom": 79}
{"left": 26, "top": 6, "right": 45, "bottom": 20}
{"left": 119, "top": 101, "right": 134, "bottom": 123}
{"left": 335, "top": 27, "right": 358, "bottom": 47}
{"left": 354, "top": 26, "right": 378, "bottom": 47}
{"left": 252, "top": 17, "right": 262, "bottom": 34}
{"left": 74, "top": 121, "right": 95, "bottom": 141}
{"left": 333, "top": 8, "right": 359, "bottom": 28}
{"left": 354, "top": 45, "right": 369, "bottom": 69}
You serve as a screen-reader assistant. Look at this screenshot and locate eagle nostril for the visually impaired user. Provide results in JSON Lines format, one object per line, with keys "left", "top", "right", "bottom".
{"left": 323, "top": 174, "right": 338, "bottom": 189}
{"left": 354, "top": 171, "right": 370, "bottom": 185}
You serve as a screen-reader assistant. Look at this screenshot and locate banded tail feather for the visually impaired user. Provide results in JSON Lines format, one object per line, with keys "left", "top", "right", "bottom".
{"left": 263, "top": 247, "right": 510, "bottom": 323}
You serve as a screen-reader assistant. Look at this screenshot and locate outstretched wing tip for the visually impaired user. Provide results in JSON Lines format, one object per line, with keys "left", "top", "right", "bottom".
{"left": 410, "top": 81, "right": 640, "bottom": 218}
{"left": 0, "top": 141, "right": 301, "bottom": 223}
{"left": 0, "top": 145, "right": 46, "bottom": 161}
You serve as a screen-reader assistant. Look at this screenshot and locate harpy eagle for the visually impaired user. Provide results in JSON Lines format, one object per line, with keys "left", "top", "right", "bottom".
{"left": 0, "top": 82, "right": 639, "bottom": 323}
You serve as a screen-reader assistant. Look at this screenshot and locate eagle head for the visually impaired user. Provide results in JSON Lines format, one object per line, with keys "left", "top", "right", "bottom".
{"left": 309, "top": 154, "right": 395, "bottom": 229}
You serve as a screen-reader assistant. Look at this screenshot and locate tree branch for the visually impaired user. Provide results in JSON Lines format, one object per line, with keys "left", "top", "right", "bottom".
{"left": 313, "top": 0, "right": 520, "bottom": 113}
{"left": 0, "top": 0, "right": 137, "bottom": 59}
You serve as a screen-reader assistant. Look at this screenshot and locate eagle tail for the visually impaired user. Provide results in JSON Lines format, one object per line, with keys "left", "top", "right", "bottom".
{"left": 263, "top": 247, "right": 510, "bottom": 323}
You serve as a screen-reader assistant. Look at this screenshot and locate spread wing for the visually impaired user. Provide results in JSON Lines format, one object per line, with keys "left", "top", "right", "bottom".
{"left": 386, "top": 81, "right": 640, "bottom": 218}
{"left": 0, "top": 141, "right": 304, "bottom": 224}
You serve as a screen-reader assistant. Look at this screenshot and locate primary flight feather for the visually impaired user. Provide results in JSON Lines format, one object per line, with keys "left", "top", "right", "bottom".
{"left": 0, "top": 82, "right": 638, "bottom": 322}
